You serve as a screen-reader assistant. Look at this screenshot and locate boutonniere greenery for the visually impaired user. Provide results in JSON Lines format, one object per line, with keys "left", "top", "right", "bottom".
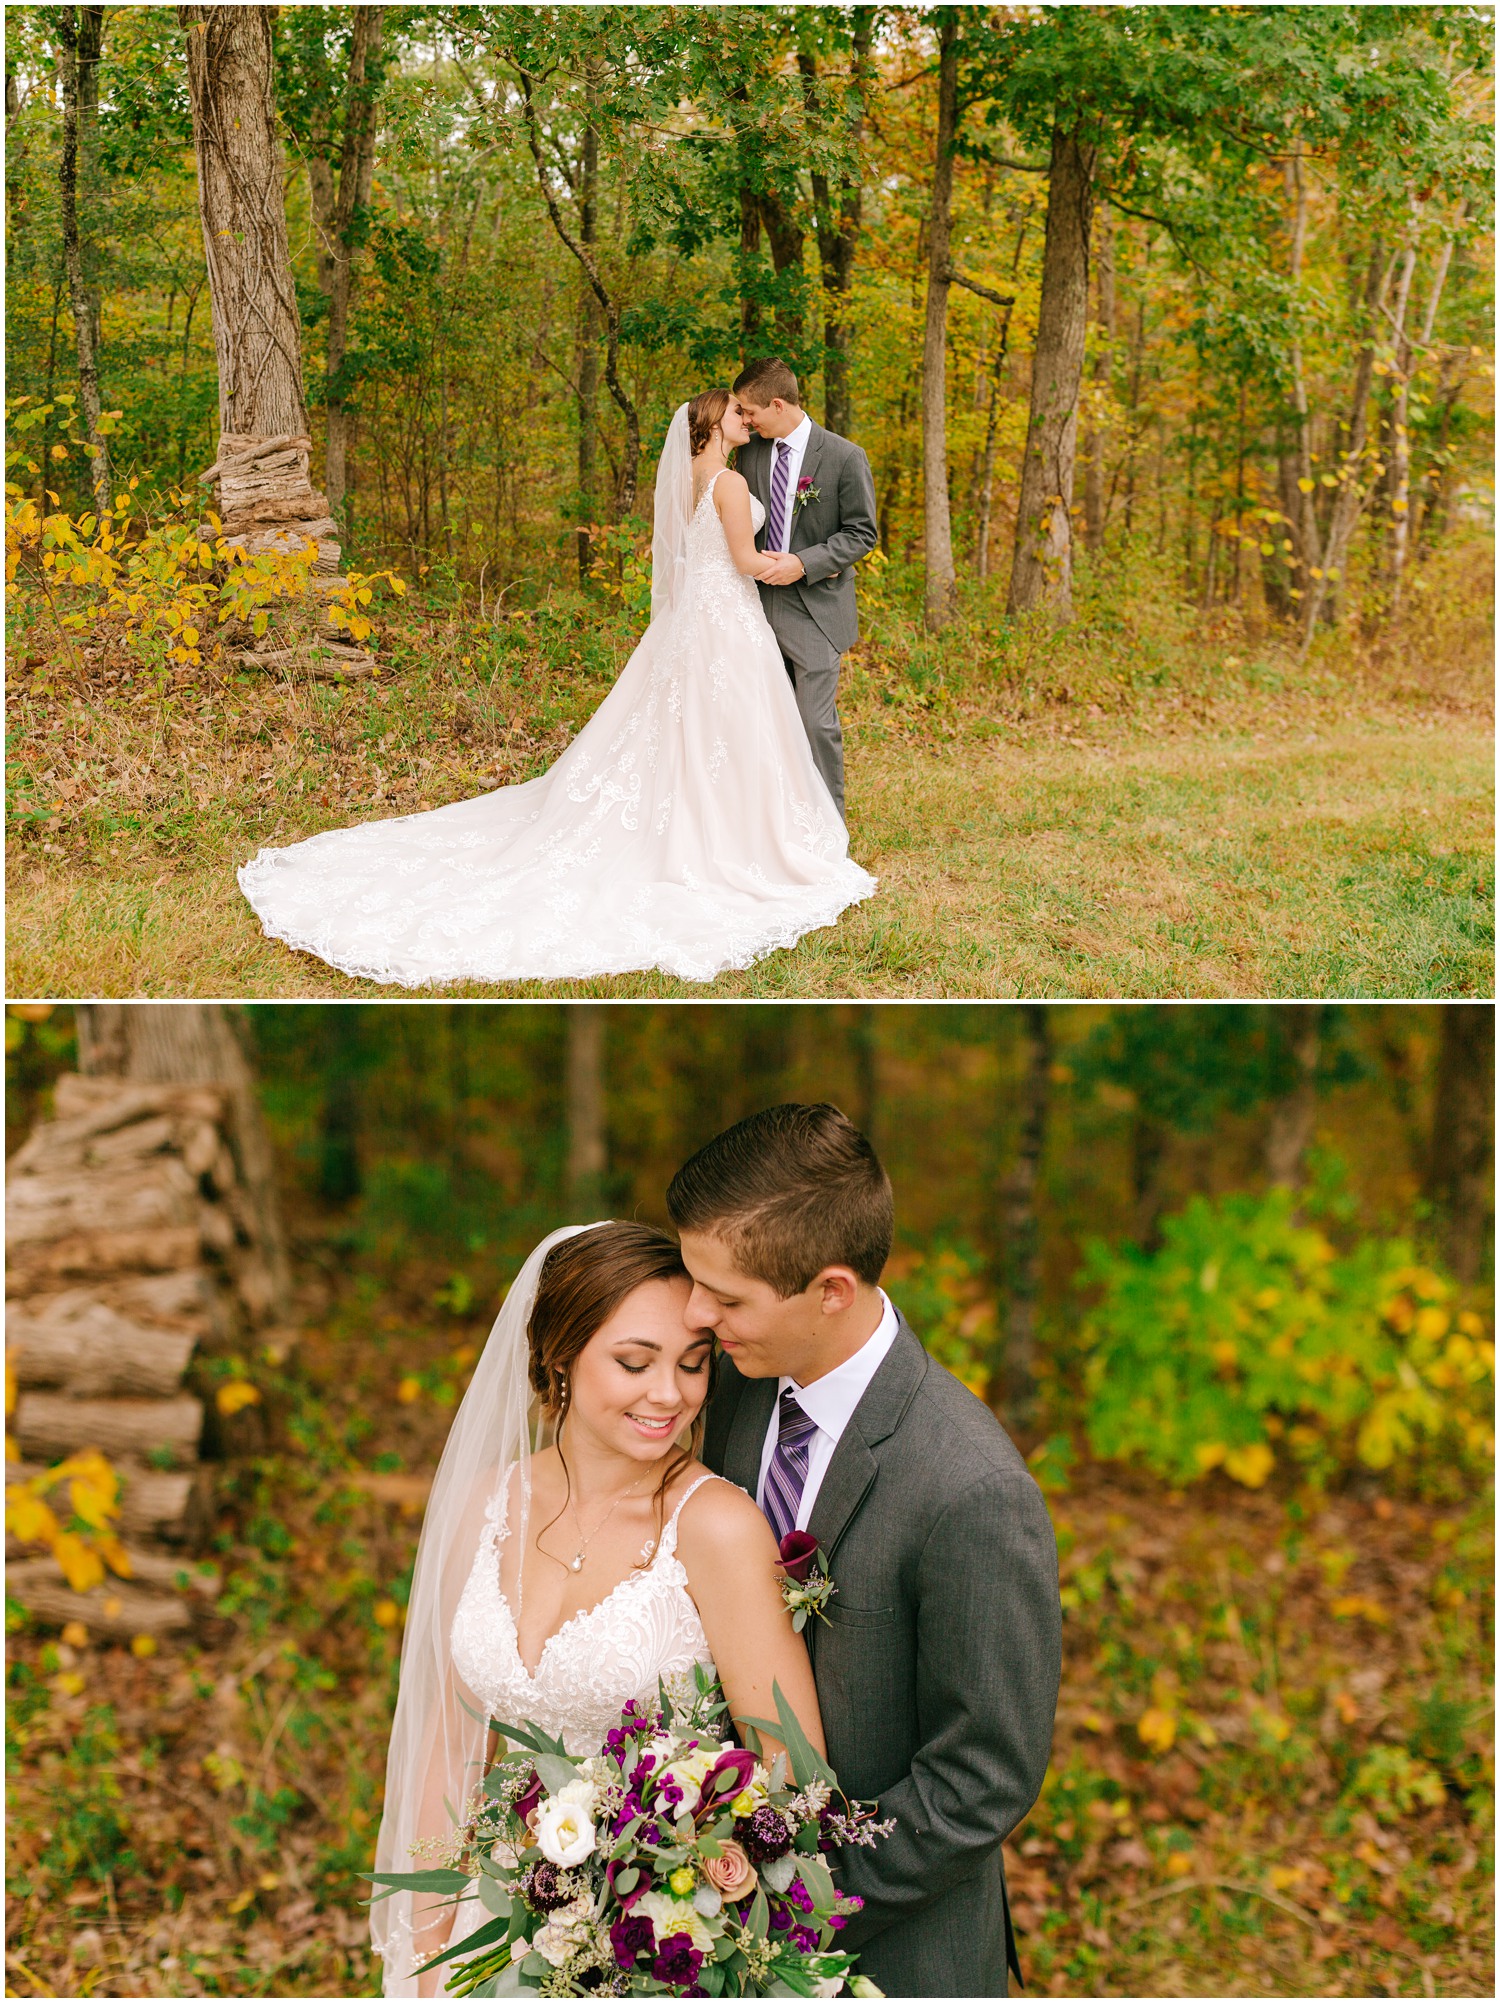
{"left": 793, "top": 476, "right": 820, "bottom": 513}
{"left": 777, "top": 1530, "right": 836, "bottom": 1631}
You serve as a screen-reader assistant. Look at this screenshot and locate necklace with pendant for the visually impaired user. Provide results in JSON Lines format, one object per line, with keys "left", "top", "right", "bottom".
{"left": 565, "top": 1463, "right": 660, "bottom": 1572}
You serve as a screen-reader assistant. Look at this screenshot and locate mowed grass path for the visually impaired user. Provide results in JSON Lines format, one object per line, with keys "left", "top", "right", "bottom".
{"left": 8, "top": 706, "right": 1491, "bottom": 998}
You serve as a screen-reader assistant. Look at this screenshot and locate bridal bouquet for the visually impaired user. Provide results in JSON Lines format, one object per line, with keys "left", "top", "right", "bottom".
{"left": 371, "top": 1667, "right": 891, "bottom": 1998}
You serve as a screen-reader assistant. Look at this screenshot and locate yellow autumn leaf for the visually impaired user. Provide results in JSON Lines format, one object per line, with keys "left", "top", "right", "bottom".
{"left": 130, "top": 1633, "right": 158, "bottom": 1658}
{"left": 1137, "top": 1706, "right": 1177, "bottom": 1753}
{"left": 1331, "top": 1593, "right": 1390, "bottom": 1626}
{"left": 54, "top": 1670, "right": 86, "bottom": 1696}
{"left": 61, "top": 1621, "right": 89, "bottom": 1648}
{"left": 95, "top": 1532, "right": 134, "bottom": 1578}
{"left": 7, "top": 1490, "right": 59, "bottom": 1546}
{"left": 1166, "top": 1850, "right": 1195, "bottom": 1877}
{"left": 1297, "top": 476, "right": 1315, "bottom": 493}
{"left": 54, "top": 1531, "right": 106, "bottom": 1594}
{"left": 1193, "top": 1442, "right": 1227, "bottom": 1472}
{"left": 216, "top": 1381, "right": 262, "bottom": 1417}
{"left": 397, "top": 1377, "right": 422, "bottom": 1404}
{"left": 227, "top": 1888, "right": 257, "bottom": 1916}
{"left": 373, "top": 1599, "right": 401, "bottom": 1628}
{"left": 1224, "top": 1442, "right": 1275, "bottom": 1489}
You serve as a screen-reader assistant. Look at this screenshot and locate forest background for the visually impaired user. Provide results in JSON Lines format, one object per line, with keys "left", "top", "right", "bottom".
{"left": 4, "top": 4, "right": 1495, "bottom": 998}
{"left": 4, "top": 999, "right": 1495, "bottom": 1998}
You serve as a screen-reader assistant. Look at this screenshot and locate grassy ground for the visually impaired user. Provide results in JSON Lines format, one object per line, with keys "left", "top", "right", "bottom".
{"left": 6, "top": 1227, "right": 1493, "bottom": 1999}
{"left": 6, "top": 540, "right": 1493, "bottom": 998}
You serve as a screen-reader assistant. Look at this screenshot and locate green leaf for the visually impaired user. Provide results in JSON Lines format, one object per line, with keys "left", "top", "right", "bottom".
{"left": 477, "top": 1874, "right": 512, "bottom": 1918}
{"left": 533, "top": 1752, "right": 580, "bottom": 1794}
{"left": 744, "top": 1888, "right": 770, "bottom": 1939}
{"left": 413, "top": 1912, "right": 508, "bottom": 1977}
{"left": 366, "top": 1869, "right": 470, "bottom": 1893}
{"left": 613, "top": 1865, "right": 639, "bottom": 1895}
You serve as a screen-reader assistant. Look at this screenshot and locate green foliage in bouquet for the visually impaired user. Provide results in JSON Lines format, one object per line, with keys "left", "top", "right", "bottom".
{"left": 1079, "top": 1181, "right": 1494, "bottom": 1493}
{"left": 366, "top": 1670, "right": 890, "bottom": 1998}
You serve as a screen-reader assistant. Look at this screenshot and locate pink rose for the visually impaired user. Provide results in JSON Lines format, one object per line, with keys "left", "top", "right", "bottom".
{"left": 702, "top": 1840, "right": 758, "bottom": 1902}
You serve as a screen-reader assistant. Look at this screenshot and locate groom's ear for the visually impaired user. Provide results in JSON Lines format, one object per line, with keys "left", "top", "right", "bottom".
{"left": 814, "top": 1266, "right": 861, "bottom": 1316}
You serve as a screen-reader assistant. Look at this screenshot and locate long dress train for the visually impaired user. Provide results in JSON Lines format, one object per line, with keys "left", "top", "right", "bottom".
{"left": 237, "top": 478, "right": 874, "bottom": 985}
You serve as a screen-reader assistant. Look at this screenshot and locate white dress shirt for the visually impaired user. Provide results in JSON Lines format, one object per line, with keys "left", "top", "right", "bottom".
{"left": 764, "top": 412, "right": 813, "bottom": 554}
{"left": 755, "top": 1290, "right": 900, "bottom": 1531}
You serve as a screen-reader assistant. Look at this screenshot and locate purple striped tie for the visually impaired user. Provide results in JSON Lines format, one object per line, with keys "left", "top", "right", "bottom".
{"left": 766, "top": 438, "right": 792, "bottom": 553}
{"left": 762, "top": 1386, "right": 818, "bottom": 1544}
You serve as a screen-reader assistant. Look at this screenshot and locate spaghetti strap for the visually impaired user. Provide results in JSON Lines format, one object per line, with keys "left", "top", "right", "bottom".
{"left": 655, "top": 1472, "right": 724, "bottom": 1562}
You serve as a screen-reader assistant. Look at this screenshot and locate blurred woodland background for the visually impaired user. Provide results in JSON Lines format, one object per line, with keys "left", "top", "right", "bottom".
{"left": 4, "top": 6, "right": 1494, "bottom": 997}
{"left": 4, "top": 1000, "right": 1494, "bottom": 1996}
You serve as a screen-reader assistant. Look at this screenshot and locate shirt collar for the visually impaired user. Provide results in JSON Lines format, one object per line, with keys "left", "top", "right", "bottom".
{"left": 778, "top": 413, "right": 813, "bottom": 453}
{"left": 781, "top": 1290, "right": 899, "bottom": 1439}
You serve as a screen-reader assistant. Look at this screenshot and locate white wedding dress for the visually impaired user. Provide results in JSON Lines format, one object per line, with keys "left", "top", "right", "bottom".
{"left": 440, "top": 1466, "right": 726, "bottom": 1988}
{"left": 238, "top": 455, "right": 875, "bottom": 986}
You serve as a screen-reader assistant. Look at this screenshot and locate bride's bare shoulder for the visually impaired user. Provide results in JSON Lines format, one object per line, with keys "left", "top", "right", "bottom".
{"left": 673, "top": 1466, "right": 776, "bottom": 1556}
{"left": 711, "top": 468, "right": 751, "bottom": 509}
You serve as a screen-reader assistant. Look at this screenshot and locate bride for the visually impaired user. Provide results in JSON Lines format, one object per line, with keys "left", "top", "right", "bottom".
{"left": 238, "top": 394, "right": 876, "bottom": 986}
{"left": 371, "top": 1221, "right": 826, "bottom": 1997}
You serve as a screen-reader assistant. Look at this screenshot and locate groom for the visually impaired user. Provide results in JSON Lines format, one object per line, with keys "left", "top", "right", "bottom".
{"left": 733, "top": 359, "right": 878, "bottom": 821}
{"left": 669, "top": 1104, "right": 1061, "bottom": 1999}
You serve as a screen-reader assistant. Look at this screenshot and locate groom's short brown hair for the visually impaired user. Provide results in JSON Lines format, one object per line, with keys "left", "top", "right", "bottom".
{"left": 733, "top": 357, "right": 801, "bottom": 408}
{"left": 667, "top": 1103, "right": 892, "bottom": 1297}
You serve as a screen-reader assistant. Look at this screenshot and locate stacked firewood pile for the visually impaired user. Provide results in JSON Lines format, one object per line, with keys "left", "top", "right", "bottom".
{"left": 6, "top": 1074, "right": 293, "bottom": 1637}
{"left": 196, "top": 430, "right": 378, "bottom": 681}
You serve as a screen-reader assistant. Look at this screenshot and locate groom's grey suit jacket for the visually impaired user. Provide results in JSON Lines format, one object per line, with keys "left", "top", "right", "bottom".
{"left": 703, "top": 1316, "right": 1061, "bottom": 1999}
{"left": 738, "top": 423, "right": 878, "bottom": 663}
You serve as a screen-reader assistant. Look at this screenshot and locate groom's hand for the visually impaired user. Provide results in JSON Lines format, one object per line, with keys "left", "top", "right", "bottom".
{"left": 760, "top": 552, "right": 805, "bottom": 586}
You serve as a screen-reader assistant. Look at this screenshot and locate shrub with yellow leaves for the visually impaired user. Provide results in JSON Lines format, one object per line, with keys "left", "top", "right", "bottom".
{"left": 4, "top": 1447, "right": 134, "bottom": 1594}
{"left": 1080, "top": 1180, "right": 1493, "bottom": 1494}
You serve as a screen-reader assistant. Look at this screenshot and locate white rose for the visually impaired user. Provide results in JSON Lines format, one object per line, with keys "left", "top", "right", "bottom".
{"left": 659, "top": 1747, "right": 716, "bottom": 1801}
{"left": 813, "top": 1981, "right": 845, "bottom": 1999}
{"left": 637, "top": 1890, "right": 714, "bottom": 1955}
{"left": 532, "top": 1898, "right": 594, "bottom": 1968}
{"left": 556, "top": 1776, "right": 597, "bottom": 1814}
{"left": 534, "top": 1795, "right": 596, "bottom": 1868}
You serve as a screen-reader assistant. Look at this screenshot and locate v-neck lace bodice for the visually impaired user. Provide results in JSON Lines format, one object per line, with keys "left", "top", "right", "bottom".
{"left": 449, "top": 1467, "right": 722, "bottom": 1753}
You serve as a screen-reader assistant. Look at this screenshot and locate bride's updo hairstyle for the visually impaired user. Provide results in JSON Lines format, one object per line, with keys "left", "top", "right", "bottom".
{"left": 687, "top": 388, "right": 732, "bottom": 459}
{"left": 527, "top": 1221, "right": 702, "bottom": 1562}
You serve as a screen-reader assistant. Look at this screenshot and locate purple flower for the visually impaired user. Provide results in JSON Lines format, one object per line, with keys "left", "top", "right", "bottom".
{"left": 652, "top": 1932, "right": 705, "bottom": 1987}
{"left": 786, "top": 1876, "right": 813, "bottom": 1915}
{"left": 518, "top": 1860, "right": 571, "bottom": 1913}
{"left": 778, "top": 1530, "right": 821, "bottom": 1581}
{"left": 610, "top": 1912, "right": 655, "bottom": 1972}
{"left": 607, "top": 1858, "right": 651, "bottom": 1911}
{"left": 735, "top": 1804, "right": 793, "bottom": 1864}
{"left": 695, "top": 1746, "right": 758, "bottom": 1814}
{"left": 514, "top": 1768, "right": 544, "bottom": 1826}
{"left": 792, "top": 1924, "right": 821, "bottom": 1954}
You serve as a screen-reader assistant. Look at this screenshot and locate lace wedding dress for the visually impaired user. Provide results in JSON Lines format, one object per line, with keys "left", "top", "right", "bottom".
{"left": 439, "top": 1467, "right": 726, "bottom": 1988}
{"left": 238, "top": 438, "right": 875, "bottom": 985}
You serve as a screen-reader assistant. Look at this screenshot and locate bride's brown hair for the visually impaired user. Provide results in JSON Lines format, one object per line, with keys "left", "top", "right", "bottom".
{"left": 687, "top": 388, "right": 733, "bottom": 459}
{"left": 528, "top": 1221, "right": 704, "bottom": 1566}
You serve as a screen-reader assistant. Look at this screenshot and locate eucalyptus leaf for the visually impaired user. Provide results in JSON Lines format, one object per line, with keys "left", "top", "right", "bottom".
{"left": 477, "top": 1874, "right": 512, "bottom": 1918}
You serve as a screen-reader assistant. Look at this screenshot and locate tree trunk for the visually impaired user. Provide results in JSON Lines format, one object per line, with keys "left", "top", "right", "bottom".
{"left": 566, "top": 1007, "right": 608, "bottom": 1215}
{"left": 921, "top": 10, "right": 960, "bottom": 633}
{"left": 1280, "top": 140, "right": 1323, "bottom": 604}
{"left": 1297, "top": 239, "right": 1392, "bottom": 655}
{"left": 319, "top": 1008, "right": 362, "bottom": 1203}
{"left": 847, "top": 1005, "right": 879, "bottom": 1150}
{"left": 756, "top": 184, "right": 806, "bottom": 348}
{"left": 1390, "top": 217, "right": 1456, "bottom": 617}
{"left": 1264, "top": 1006, "right": 1322, "bottom": 1189}
{"left": 56, "top": 5, "right": 111, "bottom": 519}
{"left": 1083, "top": 199, "right": 1114, "bottom": 551}
{"left": 317, "top": 5, "right": 385, "bottom": 520}
{"left": 1406, "top": 227, "right": 1459, "bottom": 562}
{"left": 802, "top": 10, "right": 872, "bottom": 436}
{"left": 1131, "top": 1111, "right": 1169, "bottom": 1255}
{"left": 738, "top": 180, "right": 763, "bottom": 350}
{"left": 996, "top": 1006, "right": 1049, "bottom": 1436}
{"left": 576, "top": 90, "right": 601, "bottom": 583}
{"left": 75, "top": 1005, "right": 291, "bottom": 1319}
{"left": 521, "top": 76, "right": 639, "bottom": 516}
{"left": 1007, "top": 124, "right": 1096, "bottom": 623}
{"left": 179, "top": 5, "right": 338, "bottom": 569}
{"left": 1426, "top": 1006, "right": 1494, "bottom": 1286}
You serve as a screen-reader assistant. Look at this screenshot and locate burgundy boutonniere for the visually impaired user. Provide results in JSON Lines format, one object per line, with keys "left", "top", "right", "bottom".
{"left": 793, "top": 476, "right": 820, "bottom": 513}
{"left": 777, "top": 1531, "right": 835, "bottom": 1630}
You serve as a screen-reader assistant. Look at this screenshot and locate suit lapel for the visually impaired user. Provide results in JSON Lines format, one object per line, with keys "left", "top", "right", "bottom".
{"left": 806, "top": 1318, "right": 927, "bottom": 1561}
{"left": 721, "top": 1366, "right": 777, "bottom": 1495}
